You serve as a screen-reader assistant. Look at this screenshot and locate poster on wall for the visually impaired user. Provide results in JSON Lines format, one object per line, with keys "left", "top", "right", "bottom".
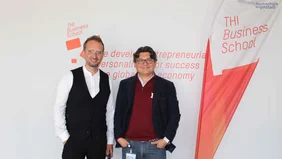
{"left": 195, "top": 1, "right": 281, "bottom": 159}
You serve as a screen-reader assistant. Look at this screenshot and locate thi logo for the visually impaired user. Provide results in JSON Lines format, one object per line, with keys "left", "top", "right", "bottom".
{"left": 237, "top": 0, "right": 278, "bottom": 9}
{"left": 65, "top": 22, "right": 89, "bottom": 63}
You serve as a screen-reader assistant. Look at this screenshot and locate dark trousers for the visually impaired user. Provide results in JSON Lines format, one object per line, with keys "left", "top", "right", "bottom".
{"left": 62, "top": 135, "right": 106, "bottom": 159}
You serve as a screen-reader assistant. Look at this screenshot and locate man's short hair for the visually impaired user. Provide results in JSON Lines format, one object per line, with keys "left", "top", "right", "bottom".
{"left": 133, "top": 46, "right": 157, "bottom": 62}
{"left": 83, "top": 35, "right": 105, "bottom": 52}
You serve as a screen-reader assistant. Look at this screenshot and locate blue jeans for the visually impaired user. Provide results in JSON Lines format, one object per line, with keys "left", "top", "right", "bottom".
{"left": 122, "top": 139, "right": 166, "bottom": 159}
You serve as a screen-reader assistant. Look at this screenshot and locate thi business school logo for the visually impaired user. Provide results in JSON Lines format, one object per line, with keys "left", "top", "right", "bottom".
{"left": 65, "top": 22, "right": 88, "bottom": 64}
{"left": 238, "top": 0, "right": 279, "bottom": 9}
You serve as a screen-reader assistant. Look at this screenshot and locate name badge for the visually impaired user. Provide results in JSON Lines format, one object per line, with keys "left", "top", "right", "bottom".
{"left": 126, "top": 144, "right": 136, "bottom": 159}
{"left": 126, "top": 153, "right": 136, "bottom": 159}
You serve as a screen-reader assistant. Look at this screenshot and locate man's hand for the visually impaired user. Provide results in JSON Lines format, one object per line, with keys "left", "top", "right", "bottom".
{"left": 117, "top": 137, "right": 129, "bottom": 147}
{"left": 106, "top": 144, "right": 113, "bottom": 158}
{"left": 151, "top": 139, "right": 167, "bottom": 148}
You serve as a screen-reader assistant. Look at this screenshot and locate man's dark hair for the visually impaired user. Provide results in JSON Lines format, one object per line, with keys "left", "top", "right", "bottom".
{"left": 133, "top": 46, "right": 157, "bottom": 62}
{"left": 83, "top": 35, "right": 105, "bottom": 52}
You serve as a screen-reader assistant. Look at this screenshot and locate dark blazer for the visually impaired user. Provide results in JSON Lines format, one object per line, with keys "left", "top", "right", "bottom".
{"left": 114, "top": 75, "right": 181, "bottom": 152}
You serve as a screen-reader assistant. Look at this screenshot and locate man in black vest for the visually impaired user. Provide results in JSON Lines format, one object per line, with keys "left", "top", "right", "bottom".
{"left": 54, "top": 35, "right": 114, "bottom": 159}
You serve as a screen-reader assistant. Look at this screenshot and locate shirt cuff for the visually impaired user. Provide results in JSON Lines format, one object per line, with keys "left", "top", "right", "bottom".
{"left": 107, "top": 136, "right": 114, "bottom": 144}
{"left": 163, "top": 137, "right": 170, "bottom": 144}
{"left": 59, "top": 131, "right": 70, "bottom": 143}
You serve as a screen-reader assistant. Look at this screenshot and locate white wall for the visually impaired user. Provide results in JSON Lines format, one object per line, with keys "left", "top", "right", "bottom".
{"left": 0, "top": 0, "right": 281, "bottom": 159}
{"left": 0, "top": 1, "right": 32, "bottom": 158}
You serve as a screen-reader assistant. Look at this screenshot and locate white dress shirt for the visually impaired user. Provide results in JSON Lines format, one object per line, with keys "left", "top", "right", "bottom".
{"left": 54, "top": 66, "right": 115, "bottom": 144}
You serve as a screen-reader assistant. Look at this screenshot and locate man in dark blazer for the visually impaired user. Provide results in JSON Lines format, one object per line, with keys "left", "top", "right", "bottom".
{"left": 114, "top": 46, "right": 181, "bottom": 159}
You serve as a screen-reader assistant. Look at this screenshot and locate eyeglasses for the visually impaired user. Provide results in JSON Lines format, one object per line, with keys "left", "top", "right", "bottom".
{"left": 136, "top": 58, "right": 154, "bottom": 64}
{"left": 86, "top": 49, "right": 103, "bottom": 55}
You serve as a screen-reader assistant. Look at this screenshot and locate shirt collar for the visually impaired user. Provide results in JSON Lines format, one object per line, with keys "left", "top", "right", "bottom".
{"left": 83, "top": 65, "right": 100, "bottom": 78}
{"left": 137, "top": 72, "right": 155, "bottom": 87}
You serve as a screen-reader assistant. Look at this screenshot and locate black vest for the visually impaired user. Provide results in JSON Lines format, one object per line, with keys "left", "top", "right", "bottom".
{"left": 65, "top": 67, "right": 110, "bottom": 140}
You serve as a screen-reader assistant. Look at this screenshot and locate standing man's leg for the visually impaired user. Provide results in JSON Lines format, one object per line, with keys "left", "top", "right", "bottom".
{"left": 122, "top": 140, "right": 142, "bottom": 159}
{"left": 62, "top": 137, "right": 86, "bottom": 159}
{"left": 87, "top": 136, "right": 107, "bottom": 159}
{"left": 144, "top": 141, "right": 166, "bottom": 159}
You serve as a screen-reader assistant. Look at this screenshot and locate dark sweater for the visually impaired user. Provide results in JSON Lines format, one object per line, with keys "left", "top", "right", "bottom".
{"left": 125, "top": 76, "right": 157, "bottom": 141}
